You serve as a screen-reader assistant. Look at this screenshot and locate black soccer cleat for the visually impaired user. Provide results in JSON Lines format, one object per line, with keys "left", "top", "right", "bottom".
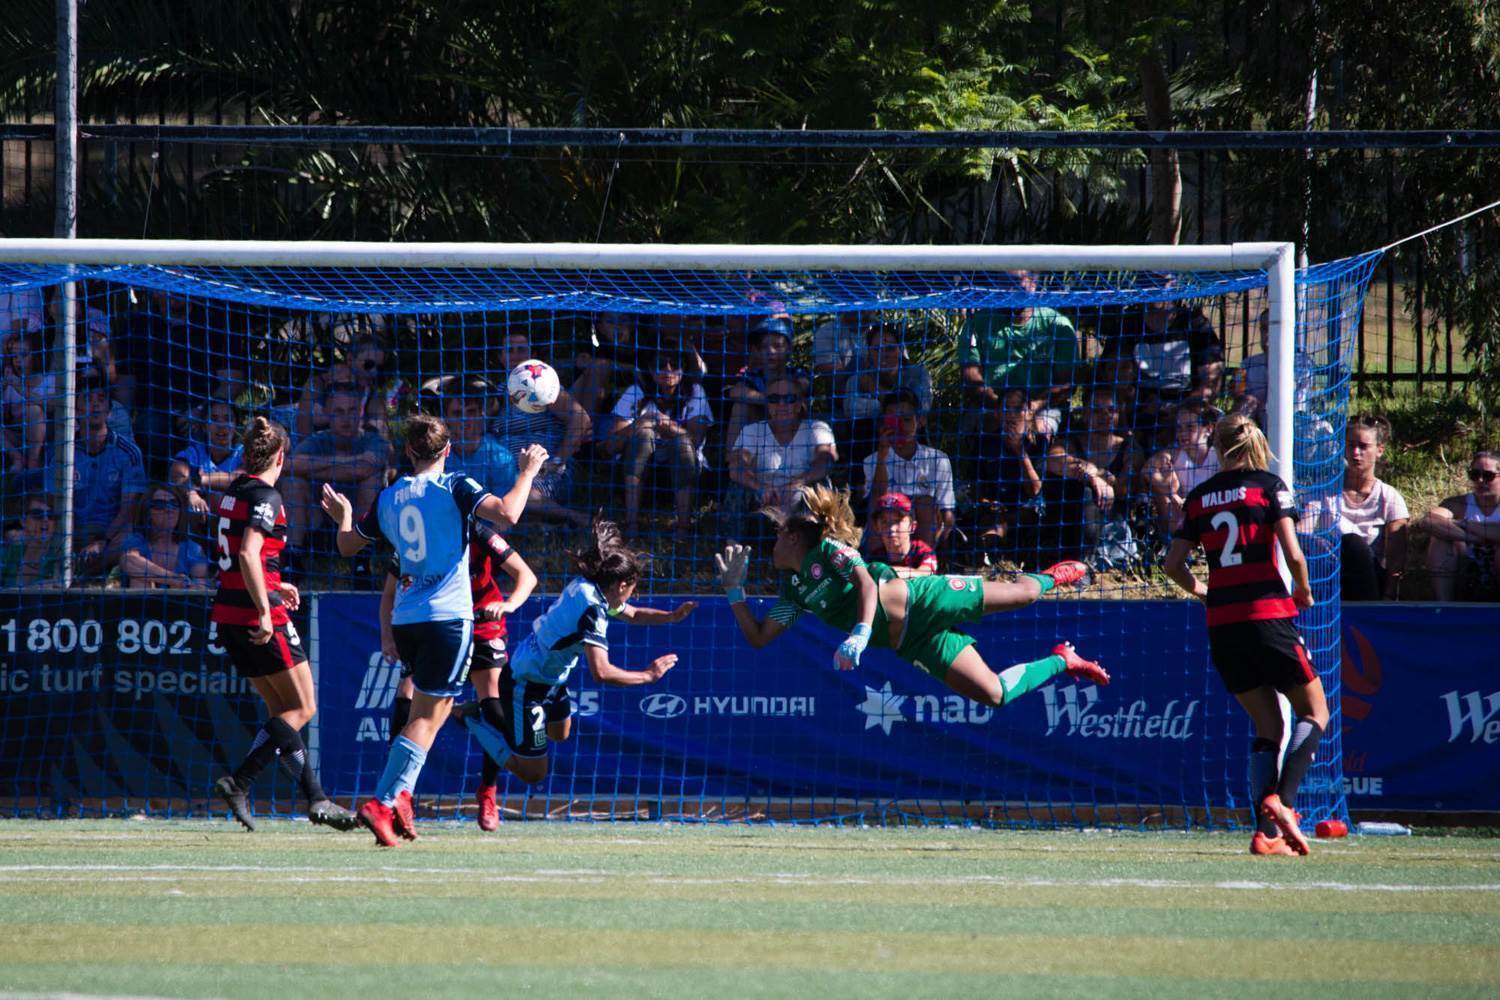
{"left": 308, "top": 798, "right": 358, "bottom": 832}
{"left": 214, "top": 775, "right": 255, "bottom": 831}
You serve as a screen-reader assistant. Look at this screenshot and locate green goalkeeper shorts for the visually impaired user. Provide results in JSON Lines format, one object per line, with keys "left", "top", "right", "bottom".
{"left": 895, "top": 575, "right": 986, "bottom": 679}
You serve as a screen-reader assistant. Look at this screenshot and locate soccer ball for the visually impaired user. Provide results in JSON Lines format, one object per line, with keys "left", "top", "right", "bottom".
{"left": 507, "top": 359, "right": 560, "bottom": 414}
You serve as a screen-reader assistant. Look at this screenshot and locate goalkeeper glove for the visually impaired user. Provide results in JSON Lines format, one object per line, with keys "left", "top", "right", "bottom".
{"left": 834, "top": 622, "right": 872, "bottom": 671}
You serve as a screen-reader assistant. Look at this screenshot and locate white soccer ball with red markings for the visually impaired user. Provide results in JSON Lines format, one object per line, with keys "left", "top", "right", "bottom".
{"left": 507, "top": 359, "right": 560, "bottom": 414}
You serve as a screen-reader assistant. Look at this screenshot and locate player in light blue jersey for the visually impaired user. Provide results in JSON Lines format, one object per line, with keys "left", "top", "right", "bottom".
{"left": 321, "top": 413, "right": 547, "bottom": 847}
{"left": 456, "top": 518, "right": 696, "bottom": 786}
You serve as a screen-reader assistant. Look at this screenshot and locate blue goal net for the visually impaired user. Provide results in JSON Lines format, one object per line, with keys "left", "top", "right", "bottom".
{"left": 0, "top": 245, "right": 1379, "bottom": 828}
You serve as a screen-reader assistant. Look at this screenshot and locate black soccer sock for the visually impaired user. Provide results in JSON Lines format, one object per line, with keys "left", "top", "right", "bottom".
{"left": 1276, "top": 719, "right": 1324, "bottom": 810}
{"left": 1249, "top": 737, "right": 1280, "bottom": 836}
{"left": 388, "top": 696, "right": 412, "bottom": 745}
{"left": 231, "top": 723, "right": 280, "bottom": 789}
{"left": 267, "top": 717, "right": 327, "bottom": 805}
{"left": 476, "top": 698, "right": 511, "bottom": 782}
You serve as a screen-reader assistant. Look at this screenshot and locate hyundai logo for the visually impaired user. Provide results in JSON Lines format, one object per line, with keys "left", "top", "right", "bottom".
{"left": 640, "top": 693, "right": 687, "bottom": 719}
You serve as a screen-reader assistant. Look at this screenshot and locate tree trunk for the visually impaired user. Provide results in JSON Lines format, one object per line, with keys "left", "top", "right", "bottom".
{"left": 1139, "top": 49, "right": 1181, "bottom": 245}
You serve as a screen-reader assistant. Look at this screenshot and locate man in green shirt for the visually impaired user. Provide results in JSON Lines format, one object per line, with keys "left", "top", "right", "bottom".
{"left": 959, "top": 271, "right": 1078, "bottom": 433}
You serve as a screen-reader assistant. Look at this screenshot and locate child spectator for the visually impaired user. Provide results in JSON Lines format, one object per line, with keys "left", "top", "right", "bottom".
{"left": 118, "top": 483, "right": 212, "bottom": 589}
{"left": 168, "top": 395, "right": 244, "bottom": 518}
{"left": 861, "top": 388, "right": 955, "bottom": 548}
{"left": 862, "top": 492, "right": 938, "bottom": 577}
{"left": 606, "top": 344, "right": 713, "bottom": 538}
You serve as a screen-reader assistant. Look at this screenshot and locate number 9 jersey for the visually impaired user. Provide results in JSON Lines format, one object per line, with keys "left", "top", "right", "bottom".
{"left": 357, "top": 471, "right": 491, "bottom": 625}
{"left": 1175, "top": 468, "right": 1300, "bottom": 627}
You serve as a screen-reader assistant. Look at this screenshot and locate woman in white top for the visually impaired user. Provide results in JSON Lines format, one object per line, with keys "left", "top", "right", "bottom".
{"left": 1420, "top": 449, "right": 1500, "bottom": 602}
{"left": 728, "top": 375, "right": 837, "bottom": 512}
{"left": 1336, "top": 416, "right": 1409, "bottom": 599}
{"left": 1146, "top": 399, "right": 1221, "bottom": 536}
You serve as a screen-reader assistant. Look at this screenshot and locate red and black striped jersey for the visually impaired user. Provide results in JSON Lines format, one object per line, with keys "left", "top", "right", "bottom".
{"left": 1175, "top": 468, "right": 1299, "bottom": 627}
{"left": 386, "top": 521, "right": 515, "bottom": 641}
{"left": 470, "top": 522, "right": 514, "bottom": 642}
{"left": 211, "top": 474, "right": 289, "bottom": 627}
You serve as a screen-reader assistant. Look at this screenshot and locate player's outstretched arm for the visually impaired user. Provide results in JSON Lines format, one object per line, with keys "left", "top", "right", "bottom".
{"left": 584, "top": 645, "right": 676, "bottom": 686}
{"left": 321, "top": 483, "right": 369, "bottom": 557}
{"left": 716, "top": 543, "right": 787, "bottom": 649}
{"left": 617, "top": 601, "right": 698, "bottom": 625}
{"left": 1162, "top": 538, "right": 1207, "bottom": 600}
{"left": 476, "top": 444, "right": 549, "bottom": 529}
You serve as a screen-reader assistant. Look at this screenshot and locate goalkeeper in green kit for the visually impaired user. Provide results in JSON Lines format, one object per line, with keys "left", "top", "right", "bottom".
{"left": 717, "top": 485, "right": 1109, "bottom": 706}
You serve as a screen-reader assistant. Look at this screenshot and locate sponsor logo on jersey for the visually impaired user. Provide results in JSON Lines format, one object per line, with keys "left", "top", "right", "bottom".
{"left": 640, "top": 693, "right": 688, "bottom": 719}
{"left": 830, "top": 546, "right": 852, "bottom": 570}
{"left": 1041, "top": 685, "right": 1198, "bottom": 740}
{"left": 253, "top": 500, "right": 274, "bottom": 524}
{"left": 810, "top": 562, "right": 824, "bottom": 580}
{"left": 948, "top": 577, "right": 967, "bottom": 591}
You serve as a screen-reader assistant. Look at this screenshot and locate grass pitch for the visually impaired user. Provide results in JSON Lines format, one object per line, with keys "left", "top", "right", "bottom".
{"left": 0, "top": 820, "right": 1496, "bottom": 999}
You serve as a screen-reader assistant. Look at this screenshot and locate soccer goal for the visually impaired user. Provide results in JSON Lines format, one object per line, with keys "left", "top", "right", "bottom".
{"left": 0, "top": 238, "right": 1378, "bottom": 829}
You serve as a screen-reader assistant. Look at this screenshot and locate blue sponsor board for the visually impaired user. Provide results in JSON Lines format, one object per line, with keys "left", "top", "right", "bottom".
{"left": 313, "top": 594, "right": 1316, "bottom": 821}
{"left": 1340, "top": 604, "right": 1500, "bottom": 813}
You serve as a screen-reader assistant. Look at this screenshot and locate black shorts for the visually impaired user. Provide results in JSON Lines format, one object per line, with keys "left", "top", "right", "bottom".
{"left": 1208, "top": 618, "right": 1316, "bottom": 695}
{"left": 392, "top": 620, "right": 473, "bottom": 699}
{"left": 492, "top": 666, "right": 572, "bottom": 759}
{"left": 220, "top": 620, "right": 307, "bottom": 678}
{"left": 470, "top": 634, "right": 508, "bottom": 672}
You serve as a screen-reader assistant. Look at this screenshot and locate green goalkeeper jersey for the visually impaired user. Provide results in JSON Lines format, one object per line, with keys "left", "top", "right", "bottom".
{"left": 768, "top": 538, "right": 896, "bottom": 643}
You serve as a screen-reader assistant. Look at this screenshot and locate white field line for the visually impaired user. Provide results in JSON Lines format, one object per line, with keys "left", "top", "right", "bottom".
{"left": 2, "top": 864, "right": 1498, "bottom": 893}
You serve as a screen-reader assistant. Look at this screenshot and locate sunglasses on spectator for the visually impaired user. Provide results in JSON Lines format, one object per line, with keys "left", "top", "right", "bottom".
{"left": 25, "top": 508, "right": 53, "bottom": 520}
{"left": 148, "top": 499, "right": 181, "bottom": 511}
{"left": 1470, "top": 468, "right": 1498, "bottom": 483}
{"left": 766, "top": 393, "right": 802, "bottom": 404}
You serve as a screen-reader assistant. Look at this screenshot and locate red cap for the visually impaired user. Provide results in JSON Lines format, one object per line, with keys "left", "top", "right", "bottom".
{"left": 874, "top": 492, "right": 912, "bottom": 515}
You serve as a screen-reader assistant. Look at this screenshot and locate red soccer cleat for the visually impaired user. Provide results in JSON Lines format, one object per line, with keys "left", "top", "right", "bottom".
{"left": 1053, "top": 642, "right": 1110, "bottom": 686}
{"left": 1041, "top": 560, "right": 1090, "bottom": 589}
{"left": 392, "top": 789, "right": 419, "bottom": 841}
{"left": 1250, "top": 830, "right": 1298, "bottom": 856}
{"left": 357, "top": 798, "right": 401, "bottom": 848}
{"left": 1260, "top": 793, "right": 1310, "bottom": 856}
{"left": 476, "top": 785, "right": 500, "bottom": 832}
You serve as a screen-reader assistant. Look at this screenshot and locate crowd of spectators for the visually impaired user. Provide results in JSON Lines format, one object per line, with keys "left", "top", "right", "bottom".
{"left": 1, "top": 276, "right": 1495, "bottom": 602}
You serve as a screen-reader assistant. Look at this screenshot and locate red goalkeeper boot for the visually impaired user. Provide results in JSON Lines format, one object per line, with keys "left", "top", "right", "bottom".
{"left": 357, "top": 798, "right": 401, "bottom": 848}
{"left": 1250, "top": 831, "right": 1298, "bottom": 856}
{"left": 1260, "top": 793, "right": 1310, "bottom": 856}
{"left": 1041, "top": 560, "right": 1090, "bottom": 589}
{"left": 476, "top": 785, "right": 500, "bottom": 832}
{"left": 392, "top": 790, "right": 419, "bottom": 841}
{"left": 1053, "top": 642, "right": 1110, "bottom": 686}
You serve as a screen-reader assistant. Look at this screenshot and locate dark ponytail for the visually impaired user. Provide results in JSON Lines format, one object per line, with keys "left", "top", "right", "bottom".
{"left": 570, "top": 517, "right": 648, "bottom": 588}
{"left": 241, "top": 416, "right": 289, "bottom": 474}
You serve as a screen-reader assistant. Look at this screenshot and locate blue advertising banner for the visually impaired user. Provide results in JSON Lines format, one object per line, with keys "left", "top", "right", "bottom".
{"left": 1340, "top": 604, "right": 1500, "bottom": 813}
{"left": 313, "top": 593, "right": 1304, "bottom": 823}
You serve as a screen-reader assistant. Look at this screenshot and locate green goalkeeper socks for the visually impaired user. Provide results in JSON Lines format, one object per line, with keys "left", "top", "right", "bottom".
{"left": 997, "top": 654, "right": 1067, "bottom": 705}
{"left": 1021, "top": 572, "right": 1056, "bottom": 595}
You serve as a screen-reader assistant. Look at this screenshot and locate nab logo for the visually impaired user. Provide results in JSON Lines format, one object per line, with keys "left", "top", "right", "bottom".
{"left": 640, "top": 693, "right": 687, "bottom": 719}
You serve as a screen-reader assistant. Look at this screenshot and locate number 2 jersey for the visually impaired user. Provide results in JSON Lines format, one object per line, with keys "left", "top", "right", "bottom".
{"left": 357, "top": 471, "right": 491, "bottom": 625}
{"left": 210, "top": 474, "right": 289, "bottom": 627}
{"left": 1175, "top": 468, "right": 1300, "bottom": 627}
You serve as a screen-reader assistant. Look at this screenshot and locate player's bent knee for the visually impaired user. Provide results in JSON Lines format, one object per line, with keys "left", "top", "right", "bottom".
{"left": 509, "top": 757, "right": 549, "bottom": 784}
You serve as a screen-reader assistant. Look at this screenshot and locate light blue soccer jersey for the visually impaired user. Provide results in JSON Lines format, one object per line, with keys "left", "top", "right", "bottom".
{"left": 356, "top": 471, "right": 490, "bottom": 625}
{"left": 509, "top": 576, "right": 611, "bottom": 685}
